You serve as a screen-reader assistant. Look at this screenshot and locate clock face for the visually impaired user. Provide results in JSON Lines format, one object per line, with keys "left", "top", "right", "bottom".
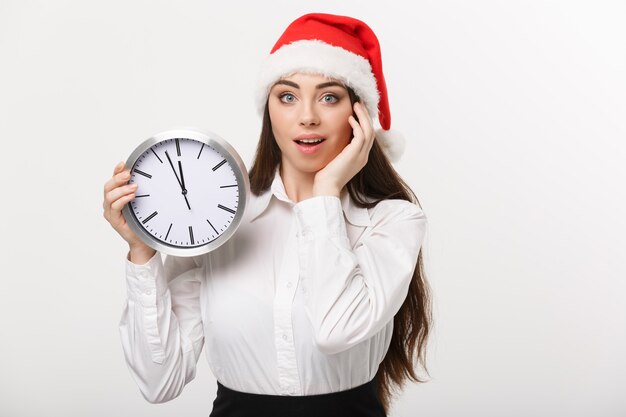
{"left": 128, "top": 137, "right": 241, "bottom": 249}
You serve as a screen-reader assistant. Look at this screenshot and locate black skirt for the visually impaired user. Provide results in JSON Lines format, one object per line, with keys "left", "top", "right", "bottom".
{"left": 209, "top": 377, "right": 386, "bottom": 417}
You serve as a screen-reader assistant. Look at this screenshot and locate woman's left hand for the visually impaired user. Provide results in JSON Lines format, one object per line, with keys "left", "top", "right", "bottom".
{"left": 313, "top": 102, "right": 375, "bottom": 197}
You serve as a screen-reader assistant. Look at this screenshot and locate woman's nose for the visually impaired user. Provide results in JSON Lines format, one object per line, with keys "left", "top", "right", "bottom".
{"left": 298, "top": 102, "right": 320, "bottom": 126}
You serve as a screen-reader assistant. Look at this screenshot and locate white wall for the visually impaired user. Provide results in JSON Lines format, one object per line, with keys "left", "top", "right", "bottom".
{"left": 1, "top": 1, "right": 624, "bottom": 416}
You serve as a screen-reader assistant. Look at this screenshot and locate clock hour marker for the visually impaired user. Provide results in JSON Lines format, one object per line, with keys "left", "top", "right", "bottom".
{"left": 207, "top": 219, "right": 218, "bottom": 235}
{"left": 135, "top": 194, "right": 150, "bottom": 198}
{"left": 175, "top": 139, "right": 181, "bottom": 156}
{"left": 217, "top": 204, "right": 236, "bottom": 214}
{"left": 189, "top": 226, "right": 194, "bottom": 244}
{"left": 212, "top": 159, "right": 226, "bottom": 171}
{"left": 220, "top": 184, "right": 237, "bottom": 188}
{"left": 151, "top": 148, "right": 163, "bottom": 163}
{"left": 197, "top": 143, "right": 205, "bottom": 159}
{"left": 142, "top": 211, "right": 158, "bottom": 224}
{"left": 165, "top": 223, "right": 173, "bottom": 240}
{"left": 133, "top": 169, "right": 152, "bottom": 179}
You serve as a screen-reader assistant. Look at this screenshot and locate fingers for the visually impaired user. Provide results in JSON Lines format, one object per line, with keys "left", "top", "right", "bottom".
{"left": 110, "top": 189, "right": 137, "bottom": 213}
{"left": 113, "top": 161, "right": 124, "bottom": 175}
{"left": 348, "top": 115, "right": 364, "bottom": 150}
{"left": 350, "top": 102, "right": 375, "bottom": 159}
{"left": 103, "top": 161, "right": 136, "bottom": 217}
{"left": 104, "top": 163, "right": 131, "bottom": 196}
{"left": 103, "top": 161, "right": 143, "bottom": 245}
{"left": 103, "top": 187, "right": 138, "bottom": 245}
{"left": 105, "top": 183, "right": 138, "bottom": 210}
{"left": 355, "top": 101, "right": 374, "bottom": 129}
{"left": 353, "top": 102, "right": 374, "bottom": 143}
{"left": 103, "top": 183, "right": 137, "bottom": 220}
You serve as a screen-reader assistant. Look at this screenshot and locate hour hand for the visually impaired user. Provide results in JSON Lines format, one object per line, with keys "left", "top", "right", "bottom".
{"left": 178, "top": 160, "right": 187, "bottom": 191}
{"left": 179, "top": 162, "right": 192, "bottom": 210}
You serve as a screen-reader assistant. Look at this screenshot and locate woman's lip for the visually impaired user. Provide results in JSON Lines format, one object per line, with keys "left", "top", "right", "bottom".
{"left": 294, "top": 140, "right": 325, "bottom": 154}
{"left": 294, "top": 134, "right": 326, "bottom": 140}
{"left": 293, "top": 138, "right": 326, "bottom": 144}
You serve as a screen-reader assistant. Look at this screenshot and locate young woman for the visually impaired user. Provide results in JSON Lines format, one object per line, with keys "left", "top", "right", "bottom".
{"left": 103, "top": 13, "right": 431, "bottom": 417}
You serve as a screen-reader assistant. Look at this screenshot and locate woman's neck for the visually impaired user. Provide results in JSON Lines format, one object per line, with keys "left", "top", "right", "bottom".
{"left": 279, "top": 163, "right": 316, "bottom": 204}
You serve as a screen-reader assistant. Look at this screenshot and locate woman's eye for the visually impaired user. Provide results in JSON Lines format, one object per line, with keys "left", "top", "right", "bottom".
{"left": 322, "top": 94, "right": 338, "bottom": 104}
{"left": 279, "top": 93, "right": 295, "bottom": 103}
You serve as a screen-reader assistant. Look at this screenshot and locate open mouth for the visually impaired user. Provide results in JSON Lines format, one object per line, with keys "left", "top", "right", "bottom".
{"left": 294, "top": 139, "right": 326, "bottom": 146}
{"left": 293, "top": 138, "right": 326, "bottom": 154}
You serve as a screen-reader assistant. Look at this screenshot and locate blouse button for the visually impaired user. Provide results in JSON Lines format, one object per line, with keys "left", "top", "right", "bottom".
{"left": 282, "top": 334, "right": 288, "bottom": 341}
{"left": 286, "top": 282, "right": 292, "bottom": 288}
{"left": 144, "top": 288, "right": 152, "bottom": 295}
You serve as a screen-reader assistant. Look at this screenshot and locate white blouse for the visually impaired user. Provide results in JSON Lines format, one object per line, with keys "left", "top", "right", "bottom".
{"left": 119, "top": 166, "right": 428, "bottom": 403}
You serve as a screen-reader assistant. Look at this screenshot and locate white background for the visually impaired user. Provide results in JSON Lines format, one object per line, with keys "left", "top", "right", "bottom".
{"left": 1, "top": 1, "right": 624, "bottom": 416}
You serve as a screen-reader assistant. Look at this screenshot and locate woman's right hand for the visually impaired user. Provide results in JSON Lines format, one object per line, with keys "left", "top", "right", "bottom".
{"left": 103, "top": 161, "right": 147, "bottom": 249}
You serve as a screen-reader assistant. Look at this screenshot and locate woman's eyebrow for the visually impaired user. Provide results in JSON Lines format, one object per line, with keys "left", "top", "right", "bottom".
{"left": 273, "top": 80, "right": 299, "bottom": 89}
{"left": 273, "top": 80, "right": 346, "bottom": 89}
{"left": 316, "top": 81, "right": 345, "bottom": 89}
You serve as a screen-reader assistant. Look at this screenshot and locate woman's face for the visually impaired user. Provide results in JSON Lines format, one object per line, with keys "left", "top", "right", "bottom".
{"left": 268, "top": 72, "right": 354, "bottom": 175}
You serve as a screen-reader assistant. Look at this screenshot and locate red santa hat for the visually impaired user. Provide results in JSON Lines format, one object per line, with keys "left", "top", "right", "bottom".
{"left": 255, "top": 13, "right": 405, "bottom": 163}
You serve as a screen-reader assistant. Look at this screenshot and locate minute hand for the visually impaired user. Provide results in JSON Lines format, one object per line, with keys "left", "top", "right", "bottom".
{"left": 165, "top": 151, "right": 191, "bottom": 210}
{"left": 165, "top": 151, "right": 183, "bottom": 189}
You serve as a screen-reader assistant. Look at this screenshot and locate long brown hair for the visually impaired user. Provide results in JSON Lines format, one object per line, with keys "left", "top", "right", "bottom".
{"left": 248, "top": 86, "right": 432, "bottom": 415}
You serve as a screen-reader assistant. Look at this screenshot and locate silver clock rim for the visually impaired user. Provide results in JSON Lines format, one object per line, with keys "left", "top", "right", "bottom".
{"left": 121, "top": 127, "right": 250, "bottom": 257}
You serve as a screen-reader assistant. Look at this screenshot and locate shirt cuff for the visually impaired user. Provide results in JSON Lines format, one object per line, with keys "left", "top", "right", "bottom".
{"left": 293, "top": 195, "right": 349, "bottom": 244}
{"left": 124, "top": 251, "right": 166, "bottom": 306}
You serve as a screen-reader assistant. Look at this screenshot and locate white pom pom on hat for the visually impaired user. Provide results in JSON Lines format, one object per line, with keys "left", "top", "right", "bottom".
{"left": 255, "top": 13, "right": 405, "bottom": 163}
{"left": 375, "top": 128, "right": 405, "bottom": 163}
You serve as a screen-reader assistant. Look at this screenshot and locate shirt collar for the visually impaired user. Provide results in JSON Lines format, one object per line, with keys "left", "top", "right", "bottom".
{"left": 248, "top": 166, "right": 371, "bottom": 227}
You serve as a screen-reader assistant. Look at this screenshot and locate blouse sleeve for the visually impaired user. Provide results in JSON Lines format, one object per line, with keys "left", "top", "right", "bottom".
{"left": 118, "top": 251, "right": 205, "bottom": 403}
{"left": 293, "top": 196, "right": 427, "bottom": 355}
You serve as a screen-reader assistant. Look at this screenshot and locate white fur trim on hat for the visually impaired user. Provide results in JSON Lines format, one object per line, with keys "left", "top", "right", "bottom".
{"left": 376, "top": 128, "right": 405, "bottom": 163}
{"left": 255, "top": 39, "right": 380, "bottom": 122}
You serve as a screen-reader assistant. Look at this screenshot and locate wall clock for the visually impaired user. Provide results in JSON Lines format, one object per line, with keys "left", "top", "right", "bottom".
{"left": 122, "top": 128, "right": 249, "bottom": 257}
